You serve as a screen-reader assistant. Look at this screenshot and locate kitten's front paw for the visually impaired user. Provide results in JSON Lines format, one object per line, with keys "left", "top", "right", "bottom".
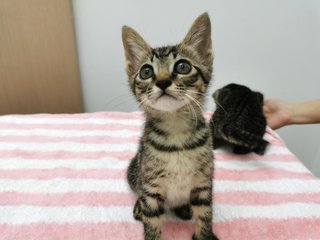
{"left": 172, "top": 204, "right": 192, "bottom": 220}
{"left": 192, "top": 232, "right": 219, "bottom": 240}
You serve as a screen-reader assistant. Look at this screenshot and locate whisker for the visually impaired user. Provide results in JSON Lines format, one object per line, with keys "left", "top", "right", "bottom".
{"left": 186, "top": 89, "right": 207, "bottom": 97}
{"left": 102, "top": 94, "right": 136, "bottom": 111}
{"left": 214, "top": 99, "right": 227, "bottom": 113}
{"left": 186, "top": 102, "right": 198, "bottom": 131}
{"left": 185, "top": 94, "right": 205, "bottom": 113}
{"left": 135, "top": 96, "right": 148, "bottom": 109}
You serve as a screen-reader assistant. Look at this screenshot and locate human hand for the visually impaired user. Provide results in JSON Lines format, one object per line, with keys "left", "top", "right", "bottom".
{"left": 263, "top": 99, "right": 292, "bottom": 129}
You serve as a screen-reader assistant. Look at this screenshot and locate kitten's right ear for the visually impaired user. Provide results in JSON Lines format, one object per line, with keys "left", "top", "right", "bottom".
{"left": 122, "top": 26, "right": 151, "bottom": 76}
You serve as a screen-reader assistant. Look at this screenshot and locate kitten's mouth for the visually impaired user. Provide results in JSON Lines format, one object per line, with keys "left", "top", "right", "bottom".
{"left": 147, "top": 89, "right": 188, "bottom": 112}
{"left": 153, "top": 90, "right": 179, "bottom": 102}
{"left": 159, "top": 92, "right": 178, "bottom": 100}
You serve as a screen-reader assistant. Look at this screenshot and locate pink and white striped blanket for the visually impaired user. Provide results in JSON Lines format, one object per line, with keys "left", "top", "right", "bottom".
{"left": 0, "top": 112, "right": 319, "bottom": 240}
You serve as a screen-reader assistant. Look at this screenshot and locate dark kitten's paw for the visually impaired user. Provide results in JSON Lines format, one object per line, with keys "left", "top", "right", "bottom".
{"left": 133, "top": 200, "right": 142, "bottom": 221}
{"left": 172, "top": 204, "right": 192, "bottom": 220}
{"left": 233, "top": 145, "right": 252, "bottom": 154}
{"left": 212, "top": 138, "right": 222, "bottom": 149}
{"left": 213, "top": 143, "right": 220, "bottom": 150}
{"left": 192, "top": 232, "right": 219, "bottom": 240}
{"left": 253, "top": 139, "right": 269, "bottom": 155}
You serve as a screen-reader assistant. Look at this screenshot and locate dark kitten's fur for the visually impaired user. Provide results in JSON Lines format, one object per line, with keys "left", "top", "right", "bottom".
{"left": 210, "top": 83, "right": 269, "bottom": 155}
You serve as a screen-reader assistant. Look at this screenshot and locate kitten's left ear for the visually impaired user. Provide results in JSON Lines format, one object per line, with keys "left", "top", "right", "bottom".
{"left": 181, "top": 12, "right": 213, "bottom": 63}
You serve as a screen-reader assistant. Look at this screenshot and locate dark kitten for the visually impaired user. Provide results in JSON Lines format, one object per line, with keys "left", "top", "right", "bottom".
{"left": 210, "top": 83, "right": 269, "bottom": 155}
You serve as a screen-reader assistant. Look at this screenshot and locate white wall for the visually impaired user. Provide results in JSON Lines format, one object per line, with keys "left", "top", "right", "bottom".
{"left": 72, "top": 0, "right": 320, "bottom": 176}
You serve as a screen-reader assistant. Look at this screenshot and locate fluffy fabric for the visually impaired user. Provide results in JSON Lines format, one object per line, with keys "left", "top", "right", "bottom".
{"left": 0, "top": 112, "right": 319, "bottom": 239}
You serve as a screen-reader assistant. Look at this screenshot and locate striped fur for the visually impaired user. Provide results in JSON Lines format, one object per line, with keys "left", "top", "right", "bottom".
{"left": 122, "top": 13, "right": 218, "bottom": 240}
{"left": 210, "top": 84, "right": 269, "bottom": 155}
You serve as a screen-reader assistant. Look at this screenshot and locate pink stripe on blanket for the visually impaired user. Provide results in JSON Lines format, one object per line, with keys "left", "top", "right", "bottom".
{"left": 0, "top": 123, "right": 142, "bottom": 131}
{"left": 214, "top": 218, "right": 320, "bottom": 240}
{"left": 0, "top": 134, "right": 284, "bottom": 147}
{"left": 0, "top": 168, "right": 311, "bottom": 181}
{"left": 1, "top": 219, "right": 320, "bottom": 240}
{"left": 0, "top": 169, "right": 127, "bottom": 180}
{"left": 0, "top": 150, "right": 136, "bottom": 160}
{"left": 0, "top": 150, "right": 298, "bottom": 162}
{"left": 10, "top": 111, "right": 145, "bottom": 120}
{"left": 0, "top": 135, "right": 140, "bottom": 144}
{"left": 0, "top": 192, "right": 136, "bottom": 206}
{"left": 215, "top": 152, "right": 297, "bottom": 162}
{"left": 0, "top": 223, "right": 144, "bottom": 240}
{"left": 216, "top": 169, "right": 313, "bottom": 180}
{"left": 215, "top": 192, "right": 320, "bottom": 205}
{"left": 265, "top": 128, "right": 286, "bottom": 145}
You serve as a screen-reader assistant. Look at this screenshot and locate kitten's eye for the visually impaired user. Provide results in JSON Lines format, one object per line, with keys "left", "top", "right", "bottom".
{"left": 174, "top": 60, "right": 192, "bottom": 74}
{"left": 140, "top": 64, "right": 154, "bottom": 80}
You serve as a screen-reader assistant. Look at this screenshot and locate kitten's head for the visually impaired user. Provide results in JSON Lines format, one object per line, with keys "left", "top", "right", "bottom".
{"left": 122, "top": 13, "right": 213, "bottom": 112}
{"left": 212, "top": 83, "right": 264, "bottom": 111}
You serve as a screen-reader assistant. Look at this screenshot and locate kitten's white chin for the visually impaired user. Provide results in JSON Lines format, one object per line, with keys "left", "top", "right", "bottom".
{"left": 147, "top": 95, "right": 188, "bottom": 112}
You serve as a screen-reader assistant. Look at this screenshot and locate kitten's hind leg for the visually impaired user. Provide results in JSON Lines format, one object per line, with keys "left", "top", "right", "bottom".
{"left": 127, "top": 154, "right": 139, "bottom": 191}
{"left": 133, "top": 199, "right": 143, "bottom": 221}
{"left": 172, "top": 204, "right": 192, "bottom": 220}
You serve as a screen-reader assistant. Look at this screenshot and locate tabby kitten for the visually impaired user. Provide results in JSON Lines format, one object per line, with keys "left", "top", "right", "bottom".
{"left": 122, "top": 13, "right": 218, "bottom": 240}
{"left": 210, "top": 83, "right": 269, "bottom": 155}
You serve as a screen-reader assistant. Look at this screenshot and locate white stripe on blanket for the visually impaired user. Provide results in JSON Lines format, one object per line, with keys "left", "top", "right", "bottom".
{"left": 0, "top": 142, "right": 291, "bottom": 155}
{"left": 1, "top": 203, "right": 320, "bottom": 224}
{"left": 0, "top": 117, "right": 143, "bottom": 126}
{"left": 0, "top": 158, "right": 309, "bottom": 173}
{"left": 0, "top": 179, "right": 319, "bottom": 194}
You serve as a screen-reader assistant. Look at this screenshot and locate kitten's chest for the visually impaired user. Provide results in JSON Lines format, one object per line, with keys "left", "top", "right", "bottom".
{"left": 161, "top": 152, "right": 198, "bottom": 207}
{"left": 143, "top": 114, "right": 211, "bottom": 206}
{"left": 165, "top": 149, "right": 201, "bottom": 172}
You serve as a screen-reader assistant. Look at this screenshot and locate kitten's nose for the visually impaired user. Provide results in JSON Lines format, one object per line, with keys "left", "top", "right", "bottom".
{"left": 156, "top": 80, "right": 172, "bottom": 91}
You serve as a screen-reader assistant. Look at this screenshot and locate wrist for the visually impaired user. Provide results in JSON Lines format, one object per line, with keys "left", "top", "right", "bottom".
{"left": 287, "top": 103, "right": 300, "bottom": 125}
{"left": 277, "top": 100, "right": 295, "bottom": 127}
{"left": 288, "top": 102, "right": 318, "bottom": 125}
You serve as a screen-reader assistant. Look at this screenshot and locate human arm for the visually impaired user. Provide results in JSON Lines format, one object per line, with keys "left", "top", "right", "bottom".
{"left": 263, "top": 99, "right": 320, "bottom": 129}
